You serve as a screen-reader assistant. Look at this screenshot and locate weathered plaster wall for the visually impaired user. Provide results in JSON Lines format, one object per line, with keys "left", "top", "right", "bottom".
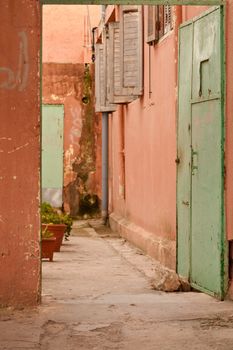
{"left": 0, "top": 0, "right": 40, "bottom": 306}
{"left": 109, "top": 6, "right": 178, "bottom": 269}
{"left": 42, "top": 6, "right": 101, "bottom": 217}
{"left": 42, "top": 63, "right": 101, "bottom": 216}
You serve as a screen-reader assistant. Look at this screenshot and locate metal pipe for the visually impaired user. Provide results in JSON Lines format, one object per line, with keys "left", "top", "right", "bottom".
{"left": 101, "top": 5, "right": 106, "bottom": 21}
{"left": 102, "top": 112, "right": 109, "bottom": 223}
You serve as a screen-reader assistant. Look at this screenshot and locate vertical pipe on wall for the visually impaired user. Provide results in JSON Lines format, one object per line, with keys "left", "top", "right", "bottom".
{"left": 101, "top": 5, "right": 108, "bottom": 223}
{"left": 102, "top": 112, "right": 109, "bottom": 223}
{"left": 119, "top": 105, "right": 125, "bottom": 199}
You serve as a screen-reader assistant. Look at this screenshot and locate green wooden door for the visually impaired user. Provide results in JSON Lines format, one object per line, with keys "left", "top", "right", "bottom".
{"left": 177, "top": 7, "right": 227, "bottom": 299}
{"left": 42, "top": 105, "right": 64, "bottom": 208}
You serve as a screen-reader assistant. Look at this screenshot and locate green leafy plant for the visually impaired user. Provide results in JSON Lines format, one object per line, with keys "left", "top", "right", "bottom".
{"left": 42, "top": 226, "right": 54, "bottom": 239}
{"left": 41, "top": 202, "right": 73, "bottom": 239}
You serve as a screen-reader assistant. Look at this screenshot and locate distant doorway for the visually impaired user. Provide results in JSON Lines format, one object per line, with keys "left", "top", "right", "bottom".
{"left": 42, "top": 104, "right": 64, "bottom": 207}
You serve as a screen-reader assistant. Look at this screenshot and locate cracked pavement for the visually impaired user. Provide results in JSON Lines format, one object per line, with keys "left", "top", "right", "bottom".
{"left": 1, "top": 221, "right": 233, "bottom": 349}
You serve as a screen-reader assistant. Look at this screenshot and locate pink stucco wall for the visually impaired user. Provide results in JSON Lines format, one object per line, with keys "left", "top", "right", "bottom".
{"left": 182, "top": 5, "right": 209, "bottom": 21}
{"left": 122, "top": 34, "right": 176, "bottom": 241}
{"left": 43, "top": 5, "right": 100, "bottom": 64}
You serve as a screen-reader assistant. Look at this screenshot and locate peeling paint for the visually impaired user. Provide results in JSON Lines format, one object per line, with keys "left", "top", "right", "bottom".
{"left": 8, "top": 142, "right": 29, "bottom": 154}
{"left": 0, "top": 137, "right": 12, "bottom": 141}
{"left": 43, "top": 63, "right": 101, "bottom": 217}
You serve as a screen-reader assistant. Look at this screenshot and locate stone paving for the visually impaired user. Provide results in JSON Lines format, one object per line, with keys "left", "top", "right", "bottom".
{"left": 1, "top": 221, "right": 233, "bottom": 349}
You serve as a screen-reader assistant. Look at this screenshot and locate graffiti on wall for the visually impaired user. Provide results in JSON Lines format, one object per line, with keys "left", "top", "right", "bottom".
{"left": 0, "top": 31, "right": 29, "bottom": 91}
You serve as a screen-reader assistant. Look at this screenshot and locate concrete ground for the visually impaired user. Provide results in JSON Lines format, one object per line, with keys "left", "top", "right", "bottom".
{"left": 1, "top": 221, "right": 233, "bottom": 350}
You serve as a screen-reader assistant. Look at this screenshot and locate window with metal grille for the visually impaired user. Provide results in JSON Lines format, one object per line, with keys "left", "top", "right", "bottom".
{"left": 146, "top": 5, "right": 173, "bottom": 44}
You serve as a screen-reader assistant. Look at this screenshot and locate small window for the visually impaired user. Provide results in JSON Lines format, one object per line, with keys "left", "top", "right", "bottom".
{"left": 146, "top": 5, "right": 173, "bottom": 45}
{"left": 107, "top": 6, "right": 143, "bottom": 104}
{"left": 146, "top": 6, "right": 159, "bottom": 44}
{"left": 164, "top": 5, "right": 173, "bottom": 35}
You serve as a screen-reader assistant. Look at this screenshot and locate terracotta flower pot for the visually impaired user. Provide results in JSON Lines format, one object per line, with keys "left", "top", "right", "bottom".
{"left": 42, "top": 224, "right": 67, "bottom": 252}
{"left": 41, "top": 237, "right": 57, "bottom": 262}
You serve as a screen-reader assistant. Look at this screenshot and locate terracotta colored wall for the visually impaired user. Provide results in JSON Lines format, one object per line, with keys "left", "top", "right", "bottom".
{"left": 0, "top": 0, "right": 40, "bottom": 307}
{"left": 43, "top": 5, "right": 100, "bottom": 64}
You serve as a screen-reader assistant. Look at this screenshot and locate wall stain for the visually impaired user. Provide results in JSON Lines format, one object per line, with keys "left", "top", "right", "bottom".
{"left": 43, "top": 63, "right": 101, "bottom": 217}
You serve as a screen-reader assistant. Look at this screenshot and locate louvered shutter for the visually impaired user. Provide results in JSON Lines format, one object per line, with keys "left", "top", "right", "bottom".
{"left": 120, "top": 5, "right": 143, "bottom": 97}
{"left": 95, "top": 37, "right": 116, "bottom": 112}
{"left": 164, "top": 5, "right": 172, "bottom": 34}
{"left": 95, "top": 44, "right": 103, "bottom": 112}
{"left": 147, "top": 6, "right": 159, "bottom": 44}
{"left": 108, "top": 22, "right": 134, "bottom": 104}
{"left": 104, "top": 26, "right": 116, "bottom": 108}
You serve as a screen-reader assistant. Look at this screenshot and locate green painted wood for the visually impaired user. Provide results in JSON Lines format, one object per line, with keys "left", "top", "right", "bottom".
{"left": 177, "top": 23, "right": 193, "bottom": 278}
{"left": 41, "top": 0, "right": 224, "bottom": 5}
{"left": 190, "top": 7, "right": 226, "bottom": 299}
{"left": 177, "top": 7, "right": 226, "bottom": 299}
{"left": 42, "top": 105, "right": 64, "bottom": 206}
{"left": 191, "top": 99, "right": 223, "bottom": 296}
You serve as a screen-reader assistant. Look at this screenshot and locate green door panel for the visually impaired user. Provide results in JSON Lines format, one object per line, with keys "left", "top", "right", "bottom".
{"left": 177, "top": 7, "right": 227, "bottom": 299}
{"left": 191, "top": 99, "right": 223, "bottom": 296}
{"left": 192, "top": 9, "right": 221, "bottom": 100}
{"left": 190, "top": 7, "right": 224, "bottom": 298}
{"left": 42, "top": 105, "right": 64, "bottom": 207}
{"left": 177, "top": 23, "right": 193, "bottom": 278}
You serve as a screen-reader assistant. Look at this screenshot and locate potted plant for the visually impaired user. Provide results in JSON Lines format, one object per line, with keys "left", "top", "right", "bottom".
{"left": 41, "top": 227, "right": 57, "bottom": 262}
{"left": 41, "top": 202, "right": 73, "bottom": 252}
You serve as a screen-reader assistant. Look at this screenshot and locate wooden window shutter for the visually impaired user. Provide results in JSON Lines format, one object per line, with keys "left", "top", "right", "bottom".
{"left": 103, "top": 26, "right": 116, "bottom": 110}
{"left": 146, "top": 6, "right": 159, "bottom": 44}
{"left": 119, "top": 5, "right": 143, "bottom": 100}
{"left": 95, "top": 34, "right": 116, "bottom": 112}
{"left": 108, "top": 22, "right": 120, "bottom": 104}
{"left": 108, "top": 22, "right": 134, "bottom": 104}
{"left": 94, "top": 43, "right": 103, "bottom": 112}
{"left": 164, "top": 5, "right": 173, "bottom": 34}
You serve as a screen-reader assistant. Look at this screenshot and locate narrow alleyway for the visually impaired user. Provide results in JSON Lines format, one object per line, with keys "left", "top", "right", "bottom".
{"left": 1, "top": 223, "right": 233, "bottom": 350}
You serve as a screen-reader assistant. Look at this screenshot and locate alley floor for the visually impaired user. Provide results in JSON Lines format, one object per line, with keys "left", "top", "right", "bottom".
{"left": 1, "top": 222, "right": 233, "bottom": 350}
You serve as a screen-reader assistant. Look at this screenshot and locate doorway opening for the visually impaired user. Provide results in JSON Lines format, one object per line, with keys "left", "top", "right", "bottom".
{"left": 40, "top": 2, "right": 229, "bottom": 302}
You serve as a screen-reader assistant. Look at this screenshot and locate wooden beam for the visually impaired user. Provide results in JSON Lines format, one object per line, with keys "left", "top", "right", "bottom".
{"left": 41, "top": 0, "right": 224, "bottom": 6}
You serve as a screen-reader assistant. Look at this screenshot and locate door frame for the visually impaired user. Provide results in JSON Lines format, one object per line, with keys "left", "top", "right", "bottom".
{"left": 40, "top": 0, "right": 227, "bottom": 298}
{"left": 176, "top": 5, "right": 227, "bottom": 299}
{"left": 41, "top": 0, "right": 224, "bottom": 5}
